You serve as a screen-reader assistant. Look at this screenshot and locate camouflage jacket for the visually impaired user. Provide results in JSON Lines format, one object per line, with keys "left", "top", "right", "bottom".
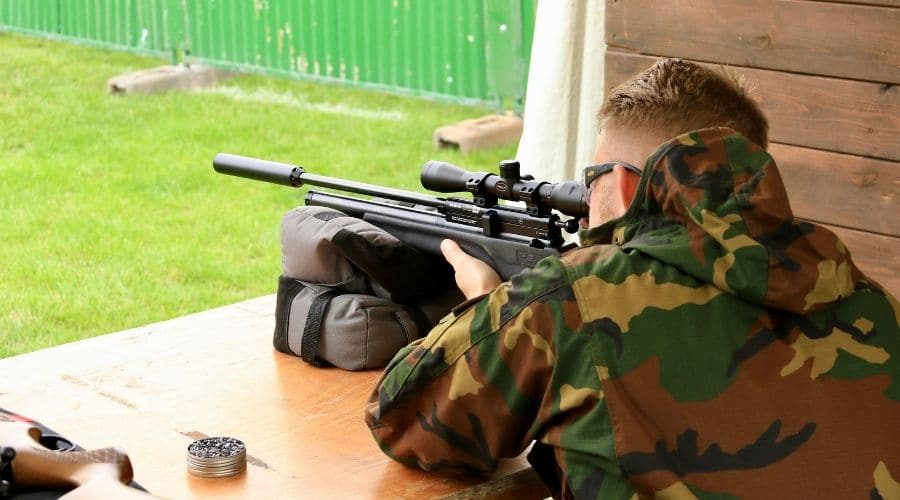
{"left": 365, "top": 127, "right": 900, "bottom": 499}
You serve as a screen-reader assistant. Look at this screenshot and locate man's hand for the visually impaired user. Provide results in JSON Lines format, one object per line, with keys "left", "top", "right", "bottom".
{"left": 440, "top": 239, "right": 502, "bottom": 300}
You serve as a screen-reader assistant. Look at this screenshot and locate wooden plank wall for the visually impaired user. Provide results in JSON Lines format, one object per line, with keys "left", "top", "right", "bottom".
{"left": 605, "top": 0, "right": 899, "bottom": 296}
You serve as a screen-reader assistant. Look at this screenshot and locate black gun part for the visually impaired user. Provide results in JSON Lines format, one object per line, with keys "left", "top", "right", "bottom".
{"left": 213, "top": 153, "right": 585, "bottom": 280}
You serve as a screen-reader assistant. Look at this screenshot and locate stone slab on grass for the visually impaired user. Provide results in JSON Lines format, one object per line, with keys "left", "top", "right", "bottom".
{"left": 433, "top": 114, "right": 523, "bottom": 154}
{"left": 108, "top": 63, "right": 237, "bottom": 94}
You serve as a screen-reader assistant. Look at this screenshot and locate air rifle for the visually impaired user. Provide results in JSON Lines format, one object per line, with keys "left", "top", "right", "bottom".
{"left": 213, "top": 153, "right": 587, "bottom": 280}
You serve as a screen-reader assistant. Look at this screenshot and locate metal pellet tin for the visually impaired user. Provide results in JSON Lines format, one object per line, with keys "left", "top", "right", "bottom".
{"left": 186, "top": 437, "right": 247, "bottom": 478}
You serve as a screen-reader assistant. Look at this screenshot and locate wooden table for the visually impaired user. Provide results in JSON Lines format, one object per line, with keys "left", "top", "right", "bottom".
{"left": 0, "top": 295, "right": 545, "bottom": 499}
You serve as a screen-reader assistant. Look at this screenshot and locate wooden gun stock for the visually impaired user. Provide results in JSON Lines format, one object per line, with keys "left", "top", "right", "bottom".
{"left": 1, "top": 422, "right": 162, "bottom": 499}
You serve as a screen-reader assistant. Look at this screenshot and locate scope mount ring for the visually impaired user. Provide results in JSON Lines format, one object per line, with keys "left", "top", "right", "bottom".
{"left": 465, "top": 172, "right": 498, "bottom": 207}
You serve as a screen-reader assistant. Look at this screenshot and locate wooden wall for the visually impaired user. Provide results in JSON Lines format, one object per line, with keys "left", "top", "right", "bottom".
{"left": 604, "top": 0, "right": 899, "bottom": 295}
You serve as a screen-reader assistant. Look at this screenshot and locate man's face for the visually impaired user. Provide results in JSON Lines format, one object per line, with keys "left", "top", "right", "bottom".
{"left": 585, "top": 126, "right": 646, "bottom": 228}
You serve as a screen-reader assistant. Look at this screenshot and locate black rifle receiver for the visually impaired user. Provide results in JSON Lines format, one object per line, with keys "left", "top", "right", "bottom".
{"left": 213, "top": 153, "right": 586, "bottom": 280}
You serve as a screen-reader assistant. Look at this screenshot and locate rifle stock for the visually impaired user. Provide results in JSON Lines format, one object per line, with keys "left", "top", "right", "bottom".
{"left": 0, "top": 422, "right": 161, "bottom": 499}
{"left": 306, "top": 192, "right": 556, "bottom": 279}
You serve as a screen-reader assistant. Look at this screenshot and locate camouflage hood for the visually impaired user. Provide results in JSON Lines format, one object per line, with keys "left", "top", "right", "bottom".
{"left": 581, "top": 127, "right": 861, "bottom": 314}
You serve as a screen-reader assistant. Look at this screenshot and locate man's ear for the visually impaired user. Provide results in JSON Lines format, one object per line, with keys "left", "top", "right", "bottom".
{"left": 615, "top": 165, "right": 641, "bottom": 211}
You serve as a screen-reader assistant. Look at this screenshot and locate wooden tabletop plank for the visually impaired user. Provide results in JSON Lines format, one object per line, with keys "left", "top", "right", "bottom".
{"left": 0, "top": 296, "right": 538, "bottom": 499}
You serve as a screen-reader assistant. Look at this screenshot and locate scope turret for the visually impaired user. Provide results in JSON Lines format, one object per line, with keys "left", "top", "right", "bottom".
{"left": 421, "top": 160, "right": 587, "bottom": 218}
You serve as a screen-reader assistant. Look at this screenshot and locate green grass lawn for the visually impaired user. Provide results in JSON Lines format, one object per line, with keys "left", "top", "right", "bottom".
{"left": 0, "top": 32, "right": 516, "bottom": 358}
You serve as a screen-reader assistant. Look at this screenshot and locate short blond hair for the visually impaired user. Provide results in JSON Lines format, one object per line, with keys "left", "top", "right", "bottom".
{"left": 599, "top": 58, "right": 769, "bottom": 147}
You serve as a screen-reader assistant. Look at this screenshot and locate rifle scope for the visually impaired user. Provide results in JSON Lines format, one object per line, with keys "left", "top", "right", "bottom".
{"left": 421, "top": 160, "right": 587, "bottom": 218}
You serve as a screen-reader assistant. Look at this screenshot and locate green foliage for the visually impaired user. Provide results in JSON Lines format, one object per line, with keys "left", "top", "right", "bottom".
{"left": 0, "top": 33, "right": 518, "bottom": 357}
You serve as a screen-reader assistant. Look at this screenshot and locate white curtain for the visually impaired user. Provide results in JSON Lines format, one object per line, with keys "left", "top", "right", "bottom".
{"left": 516, "top": 0, "right": 606, "bottom": 183}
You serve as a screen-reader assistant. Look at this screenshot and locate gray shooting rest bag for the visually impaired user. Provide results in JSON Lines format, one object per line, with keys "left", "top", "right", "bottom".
{"left": 274, "top": 206, "right": 461, "bottom": 370}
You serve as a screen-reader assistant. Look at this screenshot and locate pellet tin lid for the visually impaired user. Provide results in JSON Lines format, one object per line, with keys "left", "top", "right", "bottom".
{"left": 186, "top": 437, "right": 247, "bottom": 478}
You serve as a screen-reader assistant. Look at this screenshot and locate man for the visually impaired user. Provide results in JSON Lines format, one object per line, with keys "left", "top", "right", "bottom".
{"left": 365, "top": 59, "right": 900, "bottom": 498}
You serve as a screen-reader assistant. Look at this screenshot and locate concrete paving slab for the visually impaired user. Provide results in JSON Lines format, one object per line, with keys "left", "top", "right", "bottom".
{"left": 433, "top": 113, "right": 523, "bottom": 154}
{"left": 107, "top": 63, "right": 238, "bottom": 95}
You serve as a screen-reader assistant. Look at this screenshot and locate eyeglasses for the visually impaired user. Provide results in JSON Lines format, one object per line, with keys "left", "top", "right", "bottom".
{"left": 582, "top": 161, "right": 643, "bottom": 206}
